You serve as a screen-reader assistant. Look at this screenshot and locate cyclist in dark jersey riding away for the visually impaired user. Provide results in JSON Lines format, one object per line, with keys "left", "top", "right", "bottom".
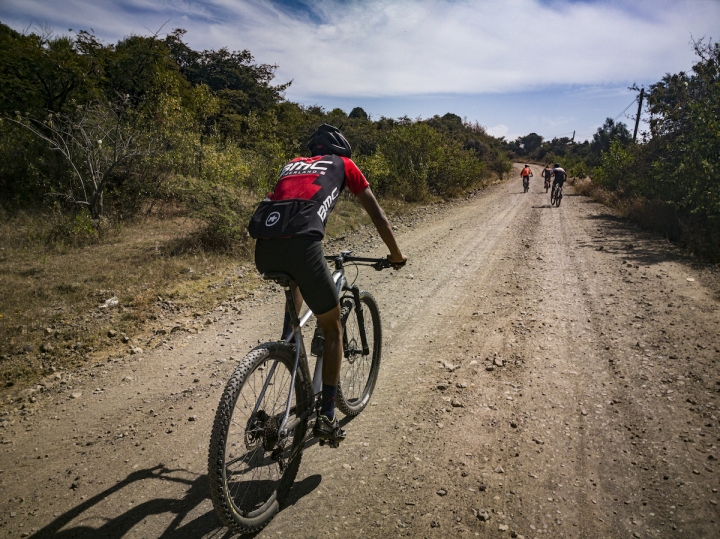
{"left": 248, "top": 124, "right": 407, "bottom": 445}
{"left": 551, "top": 162, "right": 567, "bottom": 188}
{"left": 542, "top": 164, "right": 553, "bottom": 182}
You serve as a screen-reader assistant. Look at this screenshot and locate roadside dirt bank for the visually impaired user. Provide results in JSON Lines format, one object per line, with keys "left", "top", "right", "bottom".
{"left": 1, "top": 164, "right": 719, "bottom": 539}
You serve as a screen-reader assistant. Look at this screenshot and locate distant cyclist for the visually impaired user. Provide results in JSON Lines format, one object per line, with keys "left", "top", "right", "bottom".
{"left": 520, "top": 164, "right": 533, "bottom": 192}
{"left": 520, "top": 164, "right": 533, "bottom": 182}
{"left": 542, "top": 164, "right": 552, "bottom": 191}
{"left": 551, "top": 162, "right": 567, "bottom": 194}
{"left": 542, "top": 164, "right": 553, "bottom": 182}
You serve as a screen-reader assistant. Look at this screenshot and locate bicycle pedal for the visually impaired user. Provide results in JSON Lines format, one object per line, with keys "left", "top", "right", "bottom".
{"left": 318, "top": 439, "right": 340, "bottom": 448}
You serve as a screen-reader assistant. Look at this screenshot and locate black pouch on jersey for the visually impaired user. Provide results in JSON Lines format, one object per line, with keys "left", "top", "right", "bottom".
{"left": 247, "top": 198, "right": 316, "bottom": 239}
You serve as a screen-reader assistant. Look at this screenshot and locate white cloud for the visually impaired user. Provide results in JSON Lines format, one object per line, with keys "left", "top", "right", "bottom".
{"left": 486, "top": 124, "right": 509, "bottom": 138}
{"left": 2, "top": 0, "right": 718, "bottom": 100}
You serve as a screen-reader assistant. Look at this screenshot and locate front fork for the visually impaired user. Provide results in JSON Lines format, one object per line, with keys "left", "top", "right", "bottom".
{"left": 349, "top": 286, "right": 370, "bottom": 356}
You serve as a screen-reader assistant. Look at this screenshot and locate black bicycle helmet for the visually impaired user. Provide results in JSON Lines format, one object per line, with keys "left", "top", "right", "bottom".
{"left": 307, "top": 124, "right": 352, "bottom": 158}
{"left": 554, "top": 162, "right": 561, "bottom": 168}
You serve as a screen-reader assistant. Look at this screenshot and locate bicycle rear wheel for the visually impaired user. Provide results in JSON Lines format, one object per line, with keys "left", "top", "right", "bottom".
{"left": 208, "top": 343, "right": 311, "bottom": 534}
{"left": 556, "top": 189, "right": 562, "bottom": 206}
{"left": 337, "top": 291, "right": 382, "bottom": 416}
{"left": 550, "top": 187, "right": 557, "bottom": 206}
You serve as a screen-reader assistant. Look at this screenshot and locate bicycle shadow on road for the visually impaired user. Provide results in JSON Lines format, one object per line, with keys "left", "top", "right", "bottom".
{"left": 27, "top": 464, "right": 232, "bottom": 539}
{"left": 236, "top": 474, "right": 322, "bottom": 539}
{"left": 27, "top": 462, "right": 325, "bottom": 539}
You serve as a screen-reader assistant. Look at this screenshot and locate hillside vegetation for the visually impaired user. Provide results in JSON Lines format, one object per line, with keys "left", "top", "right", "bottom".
{"left": 0, "top": 24, "right": 510, "bottom": 235}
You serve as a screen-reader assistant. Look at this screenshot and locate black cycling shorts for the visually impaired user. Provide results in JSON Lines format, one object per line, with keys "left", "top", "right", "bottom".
{"left": 255, "top": 237, "right": 339, "bottom": 316}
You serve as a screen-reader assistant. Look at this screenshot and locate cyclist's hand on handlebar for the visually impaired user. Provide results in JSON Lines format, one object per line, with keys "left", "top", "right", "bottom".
{"left": 388, "top": 253, "right": 408, "bottom": 270}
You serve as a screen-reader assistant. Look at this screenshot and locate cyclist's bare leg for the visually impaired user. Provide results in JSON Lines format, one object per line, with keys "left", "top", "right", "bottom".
{"left": 315, "top": 305, "right": 342, "bottom": 386}
{"left": 314, "top": 305, "right": 346, "bottom": 443}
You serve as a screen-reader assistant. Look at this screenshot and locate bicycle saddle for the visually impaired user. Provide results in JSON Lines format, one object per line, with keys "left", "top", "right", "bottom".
{"left": 262, "top": 272, "right": 293, "bottom": 287}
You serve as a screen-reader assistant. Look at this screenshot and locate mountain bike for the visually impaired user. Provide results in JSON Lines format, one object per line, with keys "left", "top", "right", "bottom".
{"left": 551, "top": 182, "right": 563, "bottom": 206}
{"left": 208, "top": 251, "right": 390, "bottom": 534}
{"left": 522, "top": 176, "right": 530, "bottom": 193}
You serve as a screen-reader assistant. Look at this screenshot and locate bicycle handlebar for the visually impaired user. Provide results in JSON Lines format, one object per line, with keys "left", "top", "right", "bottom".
{"left": 325, "top": 252, "right": 403, "bottom": 271}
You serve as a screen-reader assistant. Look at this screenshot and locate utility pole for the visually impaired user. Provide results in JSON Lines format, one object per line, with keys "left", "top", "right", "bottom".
{"left": 571, "top": 130, "right": 575, "bottom": 144}
{"left": 633, "top": 88, "right": 645, "bottom": 142}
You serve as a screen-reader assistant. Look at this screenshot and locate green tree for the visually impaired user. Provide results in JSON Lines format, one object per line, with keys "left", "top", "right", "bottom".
{"left": 165, "top": 29, "right": 289, "bottom": 137}
{"left": 349, "top": 107, "right": 368, "bottom": 120}
{"left": 589, "top": 118, "right": 631, "bottom": 162}
{"left": 0, "top": 23, "right": 101, "bottom": 116}
{"left": 508, "top": 132, "right": 543, "bottom": 157}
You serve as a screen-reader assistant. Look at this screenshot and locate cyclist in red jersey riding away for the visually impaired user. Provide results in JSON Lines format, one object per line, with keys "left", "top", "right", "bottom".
{"left": 520, "top": 165, "right": 533, "bottom": 191}
{"left": 248, "top": 124, "right": 407, "bottom": 445}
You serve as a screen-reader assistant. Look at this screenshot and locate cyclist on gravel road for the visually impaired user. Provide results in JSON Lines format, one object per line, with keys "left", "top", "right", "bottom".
{"left": 247, "top": 123, "right": 407, "bottom": 446}
{"left": 551, "top": 162, "right": 567, "bottom": 190}
{"left": 542, "top": 164, "right": 553, "bottom": 183}
{"left": 520, "top": 164, "right": 533, "bottom": 184}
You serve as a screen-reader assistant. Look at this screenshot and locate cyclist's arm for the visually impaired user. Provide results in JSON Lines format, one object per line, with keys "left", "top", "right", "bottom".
{"left": 355, "top": 187, "right": 407, "bottom": 267}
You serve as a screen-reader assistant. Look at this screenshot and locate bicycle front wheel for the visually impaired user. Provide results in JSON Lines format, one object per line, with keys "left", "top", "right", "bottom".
{"left": 208, "top": 343, "right": 311, "bottom": 534}
{"left": 337, "top": 291, "right": 382, "bottom": 416}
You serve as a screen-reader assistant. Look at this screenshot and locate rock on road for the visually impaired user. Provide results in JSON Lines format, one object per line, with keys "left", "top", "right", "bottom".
{"left": 1, "top": 164, "right": 719, "bottom": 539}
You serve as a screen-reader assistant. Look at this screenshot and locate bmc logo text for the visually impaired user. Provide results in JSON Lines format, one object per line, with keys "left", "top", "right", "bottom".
{"left": 281, "top": 160, "right": 333, "bottom": 176}
{"left": 317, "top": 188, "right": 338, "bottom": 221}
{"left": 265, "top": 212, "right": 281, "bottom": 226}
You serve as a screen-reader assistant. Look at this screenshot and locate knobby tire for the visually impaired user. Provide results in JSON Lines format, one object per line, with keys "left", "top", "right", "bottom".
{"left": 208, "top": 343, "right": 312, "bottom": 534}
{"left": 337, "top": 291, "right": 382, "bottom": 416}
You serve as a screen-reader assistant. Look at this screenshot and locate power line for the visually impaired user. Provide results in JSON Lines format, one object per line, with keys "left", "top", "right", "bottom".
{"left": 572, "top": 97, "right": 639, "bottom": 142}
{"left": 612, "top": 98, "right": 637, "bottom": 123}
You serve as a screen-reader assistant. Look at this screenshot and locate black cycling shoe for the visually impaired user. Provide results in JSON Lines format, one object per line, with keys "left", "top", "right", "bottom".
{"left": 313, "top": 414, "right": 346, "bottom": 448}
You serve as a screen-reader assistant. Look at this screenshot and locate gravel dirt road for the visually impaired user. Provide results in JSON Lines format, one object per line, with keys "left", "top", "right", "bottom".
{"left": 2, "top": 164, "right": 719, "bottom": 539}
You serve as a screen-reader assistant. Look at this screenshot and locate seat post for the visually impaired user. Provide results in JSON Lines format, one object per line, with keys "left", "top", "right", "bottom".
{"left": 284, "top": 286, "right": 301, "bottom": 329}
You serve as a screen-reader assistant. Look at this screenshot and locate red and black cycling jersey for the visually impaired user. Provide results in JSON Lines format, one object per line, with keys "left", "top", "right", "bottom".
{"left": 248, "top": 155, "right": 369, "bottom": 240}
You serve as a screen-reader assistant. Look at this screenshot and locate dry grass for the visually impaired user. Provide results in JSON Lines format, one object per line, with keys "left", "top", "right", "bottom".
{"left": 0, "top": 211, "right": 262, "bottom": 387}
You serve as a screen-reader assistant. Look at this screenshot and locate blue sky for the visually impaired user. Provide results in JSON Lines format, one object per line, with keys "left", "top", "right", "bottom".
{"left": 2, "top": 0, "right": 718, "bottom": 141}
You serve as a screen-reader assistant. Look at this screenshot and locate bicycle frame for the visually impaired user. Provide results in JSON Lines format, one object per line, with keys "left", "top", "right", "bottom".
{"left": 257, "top": 253, "right": 383, "bottom": 439}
